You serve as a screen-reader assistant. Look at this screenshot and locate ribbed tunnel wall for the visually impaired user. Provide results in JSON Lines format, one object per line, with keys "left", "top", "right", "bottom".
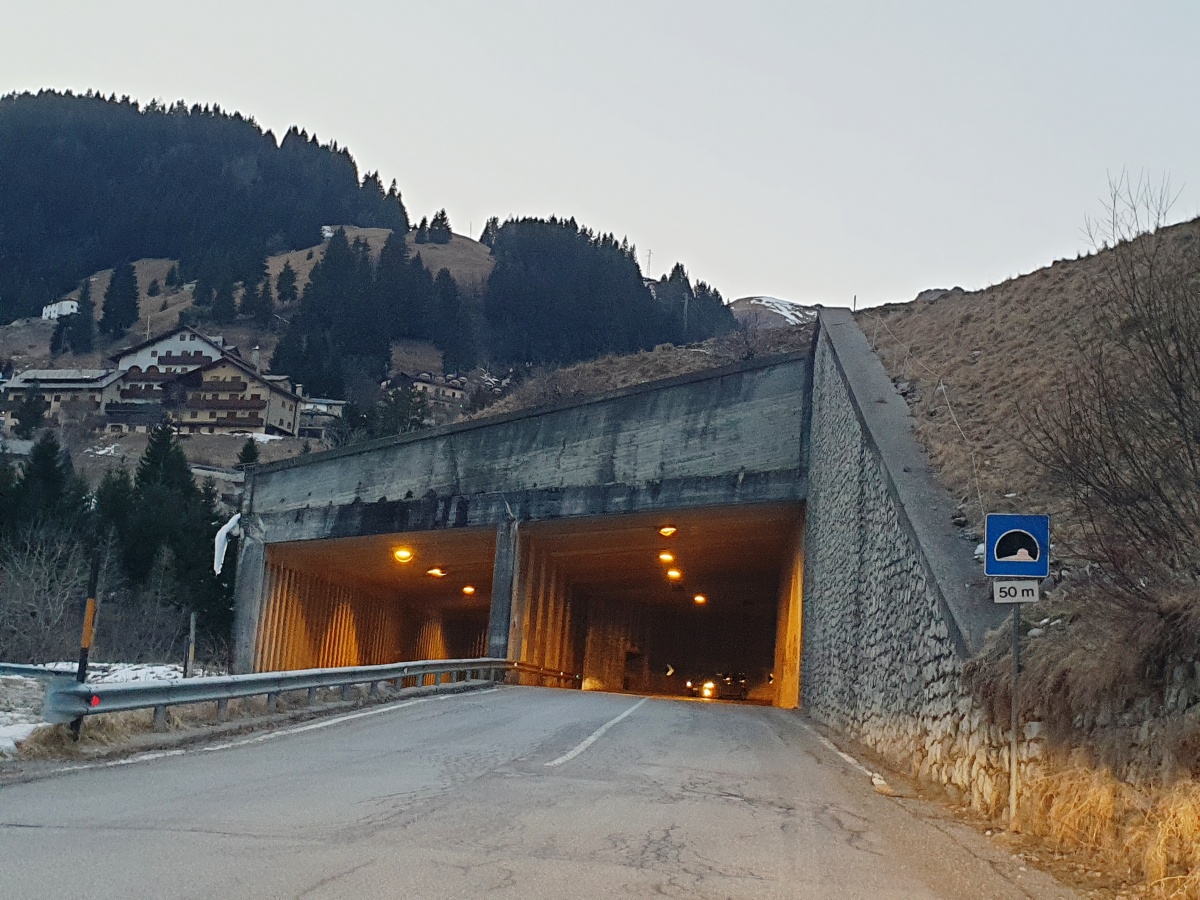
{"left": 255, "top": 563, "right": 400, "bottom": 670}
{"left": 255, "top": 560, "right": 488, "bottom": 674}
{"left": 512, "top": 547, "right": 586, "bottom": 683}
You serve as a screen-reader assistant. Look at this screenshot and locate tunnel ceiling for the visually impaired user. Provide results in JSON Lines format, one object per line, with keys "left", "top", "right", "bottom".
{"left": 525, "top": 503, "right": 801, "bottom": 605}
{"left": 268, "top": 526, "right": 497, "bottom": 609}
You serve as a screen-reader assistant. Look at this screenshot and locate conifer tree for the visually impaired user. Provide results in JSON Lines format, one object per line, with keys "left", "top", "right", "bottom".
{"left": 252, "top": 277, "right": 274, "bottom": 327}
{"left": 414, "top": 216, "right": 429, "bottom": 244}
{"left": 13, "top": 385, "right": 48, "bottom": 438}
{"left": 479, "top": 216, "right": 500, "bottom": 248}
{"left": 212, "top": 280, "right": 237, "bottom": 324}
{"left": 99, "top": 261, "right": 139, "bottom": 336}
{"left": 236, "top": 437, "right": 260, "bottom": 467}
{"left": 70, "top": 278, "right": 95, "bottom": 352}
{"left": 428, "top": 209, "right": 452, "bottom": 244}
{"left": 275, "top": 261, "right": 298, "bottom": 305}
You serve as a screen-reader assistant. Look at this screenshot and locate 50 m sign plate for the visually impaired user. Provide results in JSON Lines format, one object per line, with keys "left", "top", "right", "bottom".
{"left": 993, "top": 580, "right": 1039, "bottom": 604}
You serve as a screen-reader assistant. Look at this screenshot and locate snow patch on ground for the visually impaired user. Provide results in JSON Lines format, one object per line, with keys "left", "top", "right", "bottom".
{"left": 35, "top": 662, "right": 221, "bottom": 683}
{"left": 0, "top": 674, "right": 49, "bottom": 756}
{"left": 741, "top": 296, "right": 818, "bottom": 326}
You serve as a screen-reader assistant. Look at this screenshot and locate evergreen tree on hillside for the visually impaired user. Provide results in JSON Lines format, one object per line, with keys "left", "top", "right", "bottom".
{"left": 9, "top": 431, "right": 88, "bottom": 528}
{"left": 100, "top": 425, "right": 233, "bottom": 632}
{"left": 653, "top": 263, "right": 735, "bottom": 344}
{"left": 13, "top": 386, "right": 48, "bottom": 439}
{"left": 432, "top": 268, "right": 476, "bottom": 372}
{"left": 236, "top": 438, "right": 260, "bottom": 467}
{"left": 373, "top": 229, "right": 422, "bottom": 339}
{"left": 275, "top": 261, "right": 297, "bottom": 305}
{"left": 484, "top": 216, "right": 670, "bottom": 366}
{"left": 479, "top": 216, "right": 500, "bottom": 249}
{"left": 428, "top": 209, "right": 452, "bottom": 244}
{"left": 414, "top": 216, "right": 429, "bottom": 244}
{"left": 99, "top": 262, "right": 139, "bottom": 337}
{"left": 212, "top": 281, "right": 237, "bottom": 324}
{"left": 0, "top": 91, "right": 410, "bottom": 324}
{"left": 165, "top": 265, "right": 181, "bottom": 289}
{"left": 70, "top": 278, "right": 95, "bottom": 352}
{"left": 250, "top": 277, "right": 274, "bottom": 327}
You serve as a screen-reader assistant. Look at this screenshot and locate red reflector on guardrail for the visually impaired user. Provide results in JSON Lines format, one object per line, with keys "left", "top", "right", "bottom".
{"left": 90, "top": 695, "right": 101, "bottom": 707}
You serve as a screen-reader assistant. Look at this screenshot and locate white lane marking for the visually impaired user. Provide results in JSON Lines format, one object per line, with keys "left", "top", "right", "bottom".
{"left": 796, "top": 718, "right": 895, "bottom": 793}
{"left": 545, "top": 696, "right": 649, "bottom": 767}
{"left": 39, "top": 688, "right": 500, "bottom": 778}
{"left": 796, "top": 719, "right": 873, "bottom": 776}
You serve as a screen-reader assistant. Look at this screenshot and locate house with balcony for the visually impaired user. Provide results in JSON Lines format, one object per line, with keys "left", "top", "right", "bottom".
{"left": 165, "top": 356, "right": 300, "bottom": 436}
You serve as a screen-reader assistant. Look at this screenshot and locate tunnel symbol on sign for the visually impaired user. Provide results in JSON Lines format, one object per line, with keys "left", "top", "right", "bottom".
{"left": 994, "top": 530, "right": 1039, "bottom": 563}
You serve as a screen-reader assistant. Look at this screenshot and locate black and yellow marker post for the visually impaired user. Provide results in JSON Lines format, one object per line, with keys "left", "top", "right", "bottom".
{"left": 69, "top": 552, "right": 103, "bottom": 739}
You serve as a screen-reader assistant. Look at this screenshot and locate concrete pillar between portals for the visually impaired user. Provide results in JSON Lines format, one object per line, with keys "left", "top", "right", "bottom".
{"left": 773, "top": 511, "right": 805, "bottom": 709}
{"left": 487, "top": 519, "right": 521, "bottom": 659}
{"left": 232, "top": 534, "right": 267, "bottom": 675}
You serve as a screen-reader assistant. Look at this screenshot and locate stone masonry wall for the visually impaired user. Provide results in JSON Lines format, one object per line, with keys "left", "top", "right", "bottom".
{"left": 802, "top": 316, "right": 1043, "bottom": 816}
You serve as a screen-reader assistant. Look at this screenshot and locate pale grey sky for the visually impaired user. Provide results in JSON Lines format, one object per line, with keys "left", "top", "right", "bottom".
{"left": 2, "top": 1, "right": 1197, "bottom": 307}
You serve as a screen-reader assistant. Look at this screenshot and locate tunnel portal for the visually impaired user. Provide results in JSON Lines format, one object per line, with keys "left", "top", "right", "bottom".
{"left": 233, "top": 349, "right": 813, "bottom": 706}
{"left": 254, "top": 503, "right": 803, "bottom": 706}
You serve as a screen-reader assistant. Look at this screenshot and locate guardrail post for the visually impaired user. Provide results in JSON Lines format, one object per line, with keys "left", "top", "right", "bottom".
{"left": 267, "top": 693, "right": 278, "bottom": 715}
{"left": 153, "top": 705, "right": 168, "bottom": 732}
{"left": 307, "top": 687, "right": 318, "bottom": 706}
{"left": 340, "top": 684, "right": 352, "bottom": 701}
{"left": 216, "top": 699, "right": 229, "bottom": 722}
{"left": 368, "top": 681, "right": 379, "bottom": 699}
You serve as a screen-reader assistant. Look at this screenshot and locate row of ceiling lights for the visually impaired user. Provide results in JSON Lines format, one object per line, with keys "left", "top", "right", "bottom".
{"left": 658, "top": 525, "right": 707, "bottom": 605}
{"left": 390, "top": 525, "right": 707, "bottom": 605}
{"left": 393, "top": 547, "right": 476, "bottom": 595}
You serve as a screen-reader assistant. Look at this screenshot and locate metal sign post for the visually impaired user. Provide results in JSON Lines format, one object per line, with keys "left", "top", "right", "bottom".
{"left": 985, "top": 514, "right": 1049, "bottom": 833}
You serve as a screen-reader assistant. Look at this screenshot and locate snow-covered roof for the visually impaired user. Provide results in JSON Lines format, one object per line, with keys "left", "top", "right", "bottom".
{"left": 6, "top": 368, "right": 122, "bottom": 388}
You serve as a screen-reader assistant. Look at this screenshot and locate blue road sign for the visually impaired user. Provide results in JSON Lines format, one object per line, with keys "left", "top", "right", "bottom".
{"left": 984, "top": 514, "right": 1050, "bottom": 578}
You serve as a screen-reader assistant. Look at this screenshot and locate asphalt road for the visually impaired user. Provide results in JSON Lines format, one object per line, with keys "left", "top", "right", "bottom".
{"left": 0, "top": 686, "right": 1077, "bottom": 899}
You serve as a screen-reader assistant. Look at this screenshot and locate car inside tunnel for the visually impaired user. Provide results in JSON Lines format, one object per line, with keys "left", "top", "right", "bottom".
{"left": 256, "top": 502, "right": 805, "bottom": 707}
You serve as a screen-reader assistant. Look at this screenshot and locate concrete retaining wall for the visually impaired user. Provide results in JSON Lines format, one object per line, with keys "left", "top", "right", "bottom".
{"left": 802, "top": 309, "right": 1042, "bottom": 815}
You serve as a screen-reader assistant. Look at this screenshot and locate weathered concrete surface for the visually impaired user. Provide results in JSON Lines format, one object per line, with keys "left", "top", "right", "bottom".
{"left": 245, "top": 353, "right": 812, "bottom": 544}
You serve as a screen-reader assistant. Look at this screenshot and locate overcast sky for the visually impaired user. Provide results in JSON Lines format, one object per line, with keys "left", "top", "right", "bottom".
{"left": 3, "top": 2, "right": 1197, "bottom": 308}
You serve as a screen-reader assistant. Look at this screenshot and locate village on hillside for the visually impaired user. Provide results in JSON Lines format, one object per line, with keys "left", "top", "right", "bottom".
{"left": 0, "top": 319, "right": 509, "bottom": 446}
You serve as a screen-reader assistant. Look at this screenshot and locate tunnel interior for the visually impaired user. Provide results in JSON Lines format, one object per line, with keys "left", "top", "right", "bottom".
{"left": 257, "top": 502, "right": 804, "bottom": 707}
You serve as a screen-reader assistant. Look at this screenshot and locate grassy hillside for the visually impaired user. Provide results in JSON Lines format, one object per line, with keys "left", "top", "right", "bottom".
{"left": 860, "top": 216, "right": 1200, "bottom": 554}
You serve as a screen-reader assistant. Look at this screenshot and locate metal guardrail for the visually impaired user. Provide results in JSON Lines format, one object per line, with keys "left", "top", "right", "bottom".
{"left": 40, "top": 657, "right": 580, "bottom": 727}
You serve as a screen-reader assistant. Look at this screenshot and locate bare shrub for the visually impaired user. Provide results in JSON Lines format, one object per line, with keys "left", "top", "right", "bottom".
{"left": 1026, "top": 174, "right": 1200, "bottom": 584}
{"left": 965, "top": 583, "right": 1200, "bottom": 781}
{"left": 0, "top": 525, "right": 89, "bottom": 663}
{"left": 91, "top": 547, "right": 189, "bottom": 664}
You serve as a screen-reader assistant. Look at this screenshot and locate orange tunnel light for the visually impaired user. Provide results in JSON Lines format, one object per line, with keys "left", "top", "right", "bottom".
{"left": 393, "top": 548, "right": 414, "bottom": 563}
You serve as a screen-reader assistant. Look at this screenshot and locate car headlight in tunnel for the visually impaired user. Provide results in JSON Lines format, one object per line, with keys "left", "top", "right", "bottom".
{"left": 703, "top": 681, "right": 715, "bottom": 690}
{"left": 685, "top": 681, "right": 692, "bottom": 688}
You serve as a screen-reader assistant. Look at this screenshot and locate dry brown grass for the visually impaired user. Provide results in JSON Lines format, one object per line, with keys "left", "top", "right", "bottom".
{"left": 856, "top": 215, "right": 1200, "bottom": 548}
{"left": 407, "top": 232, "right": 495, "bottom": 295}
{"left": 1024, "top": 761, "right": 1200, "bottom": 898}
{"left": 17, "top": 686, "right": 366, "bottom": 759}
{"left": 472, "top": 323, "right": 815, "bottom": 420}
